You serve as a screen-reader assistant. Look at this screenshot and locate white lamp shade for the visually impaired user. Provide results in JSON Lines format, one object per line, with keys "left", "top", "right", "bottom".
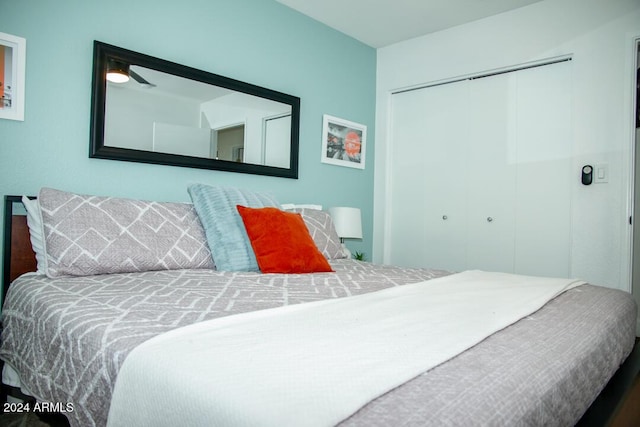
{"left": 329, "top": 207, "right": 363, "bottom": 239}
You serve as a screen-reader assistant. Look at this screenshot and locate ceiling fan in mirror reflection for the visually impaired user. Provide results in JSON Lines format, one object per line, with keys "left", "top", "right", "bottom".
{"left": 106, "top": 59, "right": 155, "bottom": 88}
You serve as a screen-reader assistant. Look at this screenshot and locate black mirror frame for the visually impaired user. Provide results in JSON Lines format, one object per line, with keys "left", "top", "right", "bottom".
{"left": 90, "top": 41, "right": 300, "bottom": 179}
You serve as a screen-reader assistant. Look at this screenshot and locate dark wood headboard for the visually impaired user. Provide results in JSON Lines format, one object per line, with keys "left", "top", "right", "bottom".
{"left": 2, "top": 195, "right": 37, "bottom": 305}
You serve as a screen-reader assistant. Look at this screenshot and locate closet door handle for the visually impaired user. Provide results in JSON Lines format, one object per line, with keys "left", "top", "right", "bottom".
{"left": 487, "top": 217, "right": 493, "bottom": 223}
{"left": 442, "top": 215, "right": 448, "bottom": 220}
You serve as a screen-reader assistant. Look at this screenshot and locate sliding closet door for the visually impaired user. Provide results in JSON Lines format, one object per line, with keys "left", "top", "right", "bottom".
{"left": 513, "top": 61, "right": 572, "bottom": 277}
{"left": 386, "top": 60, "right": 572, "bottom": 276}
{"left": 465, "top": 73, "right": 517, "bottom": 272}
{"left": 387, "top": 80, "right": 468, "bottom": 270}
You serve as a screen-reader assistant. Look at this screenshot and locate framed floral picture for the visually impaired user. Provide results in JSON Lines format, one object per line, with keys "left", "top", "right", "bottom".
{"left": 0, "top": 32, "right": 26, "bottom": 121}
{"left": 321, "top": 114, "right": 366, "bottom": 169}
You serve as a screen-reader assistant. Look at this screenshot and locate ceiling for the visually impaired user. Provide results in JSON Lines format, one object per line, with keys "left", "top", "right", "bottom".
{"left": 275, "top": 0, "right": 543, "bottom": 48}
{"left": 125, "top": 66, "right": 232, "bottom": 102}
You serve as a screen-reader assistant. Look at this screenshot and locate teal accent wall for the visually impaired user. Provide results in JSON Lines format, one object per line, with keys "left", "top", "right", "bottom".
{"left": 0, "top": 0, "right": 376, "bottom": 271}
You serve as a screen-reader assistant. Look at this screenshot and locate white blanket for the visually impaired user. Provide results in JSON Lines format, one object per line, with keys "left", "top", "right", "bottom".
{"left": 106, "top": 270, "right": 583, "bottom": 427}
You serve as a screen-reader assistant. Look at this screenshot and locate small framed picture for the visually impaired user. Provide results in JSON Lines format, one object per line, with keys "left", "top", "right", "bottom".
{"left": 0, "top": 32, "right": 26, "bottom": 121}
{"left": 321, "top": 114, "right": 366, "bottom": 169}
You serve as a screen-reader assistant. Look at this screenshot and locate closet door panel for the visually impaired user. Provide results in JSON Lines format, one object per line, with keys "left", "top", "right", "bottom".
{"left": 514, "top": 61, "right": 572, "bottom": 277}
{"left": 465, "top": 73, "right": 517, "bottom": 272}
{"left": 387, "top": 89, "right": 429, "bottom": 267}
{"left": 388, "top": 81, "right": 468, "bottom": 270}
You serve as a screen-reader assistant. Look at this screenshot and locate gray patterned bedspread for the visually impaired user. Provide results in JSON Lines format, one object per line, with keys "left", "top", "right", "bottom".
{"left": 0, "top": 260, "right": 636, "bottom": 427}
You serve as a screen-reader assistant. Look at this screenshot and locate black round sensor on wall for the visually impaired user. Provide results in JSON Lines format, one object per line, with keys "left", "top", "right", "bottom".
{"left": 581, "top": 165, "right": 593, "bottom": 185}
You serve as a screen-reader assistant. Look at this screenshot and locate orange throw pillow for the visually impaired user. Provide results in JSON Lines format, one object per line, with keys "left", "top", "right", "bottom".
{"left": 236, "top": 205, "right": 334, "bottom": 273}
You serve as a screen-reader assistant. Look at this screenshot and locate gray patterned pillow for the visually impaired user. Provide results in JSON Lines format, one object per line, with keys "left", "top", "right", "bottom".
{"left": 39, "top": 188, "right": 215, "bottom": 277}
{"left": 291, "top": 208, "right": 347, "bottom": 259}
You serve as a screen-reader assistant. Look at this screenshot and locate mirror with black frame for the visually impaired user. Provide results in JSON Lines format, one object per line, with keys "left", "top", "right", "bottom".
{"left": 90, "top": 41, "right": 300, "bottom": 178}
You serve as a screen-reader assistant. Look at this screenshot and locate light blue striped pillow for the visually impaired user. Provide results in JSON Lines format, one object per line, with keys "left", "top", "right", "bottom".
{"left": 188, "top": 184, "right": 280, "bottom": 271}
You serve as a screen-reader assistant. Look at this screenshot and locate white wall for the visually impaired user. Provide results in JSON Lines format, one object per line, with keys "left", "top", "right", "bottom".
{"left": 374, "top": 0, "right": 640, "bottom": 291}
{"left": 105, "top": 85, "right": 201, "bottom": 151}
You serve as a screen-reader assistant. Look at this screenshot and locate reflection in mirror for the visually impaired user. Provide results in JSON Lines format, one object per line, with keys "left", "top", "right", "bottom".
{"left": 90, "top": 41, "right": 300, "bottom": 178}
{"left": 104, "top": 65, "right": 291, "bottom": 165}
{"left": 216, "top": 124, "right": 245, "bottom": 162}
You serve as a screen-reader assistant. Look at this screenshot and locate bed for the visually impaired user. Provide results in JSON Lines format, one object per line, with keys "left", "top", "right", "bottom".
{"left": 0, "top": 187, "right": 638, "bottom": 427}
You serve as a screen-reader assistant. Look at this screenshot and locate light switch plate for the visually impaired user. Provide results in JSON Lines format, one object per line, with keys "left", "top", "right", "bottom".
{"left": 594, "top": 163, "right": 609, "bottom": 183}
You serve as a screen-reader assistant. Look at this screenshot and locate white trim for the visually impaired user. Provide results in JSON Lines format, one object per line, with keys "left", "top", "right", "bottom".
{"left": 381, "top": 89, "right": 395, "bottom": 264}
{"left": 626, "top": 34, "right": 640, "bottom": 296}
